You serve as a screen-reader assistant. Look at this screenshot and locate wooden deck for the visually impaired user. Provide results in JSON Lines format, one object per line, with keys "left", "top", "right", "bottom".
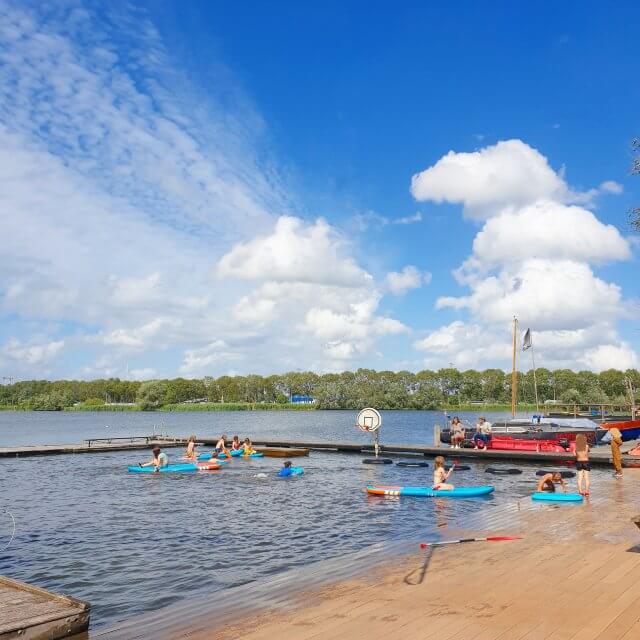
{"left": 0, "top": 437, "right": 183, "bottom": 458}
{"left": 0, "top": 575, "right": 89, "bottom": 639}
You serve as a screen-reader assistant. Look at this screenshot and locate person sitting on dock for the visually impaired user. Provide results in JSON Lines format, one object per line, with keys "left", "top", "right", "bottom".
{"left": 536, "top": 472, "right": 566, "bottom": 493}
{"left": 451, "top": 417, "right": 465, "bottom": 449}
{"left": 231, "top": 435, "right": 241, "bottom": 451}
{"left": 433, "top": 456, "right": 455, "bottom": 490}
{"left": 215, "top": 435, "right": 227, "bottom": 453}
{"left": 184, "top": 435, "right": 198, "bottom": 460}
{"left": 473, "top": 417, "right": 492, "bottom": 450}
{"left": 139, "top": 447, "right": 168, "bottom": 472}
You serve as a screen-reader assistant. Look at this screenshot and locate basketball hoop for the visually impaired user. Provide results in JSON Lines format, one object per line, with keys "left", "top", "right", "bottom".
{"left": 356, "top": 408, "right": 382, "bottom": 433}
{"left": 356, "top": 408, "right": 382, "bottom": 458}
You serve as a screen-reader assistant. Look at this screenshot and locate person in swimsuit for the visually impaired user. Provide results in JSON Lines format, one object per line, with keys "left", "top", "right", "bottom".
{"left": 575, "top": 433, "right": 590, "bottom": 496}
{"left": 242, "top": 437, "right": 255, "bottom": 455}
{"left": 215, "top": 434, "right": 227, "bottom": 453}
{"left": 184, "top": 435, "right": 198, "bottom": 460}
{"left": 536, "top": 472, "right": 566, "bottom": 493}
{"left": 450, "top": 417, "right": 465, "bottom": 449}
{"left": 278, "top": 461, "right": 294, "bottom": 477}
{"left": 433, "top": 456, "right": 454, "bottom": 490}
{"left": 230, "top": 435, "right": 241, "bottom": 451}
{"left": 139, "top": 446, "right": 168, "bottom": 472}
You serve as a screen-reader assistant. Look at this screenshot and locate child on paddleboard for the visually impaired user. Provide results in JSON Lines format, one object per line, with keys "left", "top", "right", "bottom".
{"left": 231, "top": 435, "right": 241, "bottom": 451}
{"left": 536, "top": 472, "right": 566, "bottom": 493}
{"left": 575, "top": 433, "right": 590, "bottom": 496}
{"left": 433, "top": 456, "right": 455, "bottom": 490}
{"left": 242, "top": 437, "right": 255, "bottom": 455}
{"left": 184, "top": 435, "right": 198, "bottom": 460}
{"left": 278, "top": 461, "right": 294, "bottom": 477}
{"left": 215, "top": 434, "right": 227, "bottom": 453}
{"left": 139, "top": 446, "right": 168, "bottom": 472}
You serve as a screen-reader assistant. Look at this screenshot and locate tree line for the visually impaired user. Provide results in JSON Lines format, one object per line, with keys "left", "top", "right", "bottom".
{"left": 0, "top": 368, "right": 638, "bottom": 411}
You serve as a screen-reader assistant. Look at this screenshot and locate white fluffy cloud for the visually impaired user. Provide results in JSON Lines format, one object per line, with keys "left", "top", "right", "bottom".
{"left": 217, "top": 216, "right": 371, "bottom": 287}
{"left": 385, "top": 266, "right": 432, "bottom": 295}
{"left": 413, "top": 139, "right": 636, "bottom": 371}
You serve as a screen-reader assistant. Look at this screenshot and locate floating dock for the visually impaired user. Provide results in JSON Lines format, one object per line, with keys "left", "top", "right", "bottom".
{"left": 0, "top": 436, "right": 183, "bottom": 458}
{"left": 0, "top": 575, "right": 89, "bottom": 639}
{"left": 0, "top": 434, "right": 635, "bottom": 467}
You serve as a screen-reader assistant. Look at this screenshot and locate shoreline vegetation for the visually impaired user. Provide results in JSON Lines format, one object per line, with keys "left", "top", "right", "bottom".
{"left": 0, "top": 401, "right": 539, "bottom": 413}
{"left": 0, "top": 367, "right": 636, "bottom": 412}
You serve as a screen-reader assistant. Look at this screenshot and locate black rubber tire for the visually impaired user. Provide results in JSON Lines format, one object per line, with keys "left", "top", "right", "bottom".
{"left": 396, "top": 461, "right": 429, "bottom": 468}
{"left": 485, "top": 467, "right": 522, "bottom": 475}
{"left": 535, "top": 470, "right": 576, "bottom": 478}
{"left": 445, "top": 464, "right": 471, "bottom": 471}
{"left": 362, "top": 458, "right": 393, "bottom": 465}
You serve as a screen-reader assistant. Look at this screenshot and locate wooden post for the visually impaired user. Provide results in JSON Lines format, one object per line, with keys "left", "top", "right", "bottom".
{"left": 434, "top": 424, "right": 441, "bottom": 448}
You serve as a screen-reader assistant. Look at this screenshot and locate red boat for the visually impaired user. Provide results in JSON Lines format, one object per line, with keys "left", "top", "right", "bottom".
{"left": 600, "top": 419, "right": 640, "bottom": 441}
{"left": 487, "top": 437, "right": 576, "bottom": 453}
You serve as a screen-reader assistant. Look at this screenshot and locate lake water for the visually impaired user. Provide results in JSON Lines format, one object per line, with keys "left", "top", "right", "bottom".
{"left": 0, "top": 410, "right": 602, "bottom": 629}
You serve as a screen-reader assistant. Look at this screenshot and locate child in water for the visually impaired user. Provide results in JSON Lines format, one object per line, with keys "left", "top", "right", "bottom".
{"left": 231, "top": 435, "right": 241, "bottom": 451}
{"left": 139, "top": 446, "right": 168, "bottom": 472}
{"left": 575, "top": 433, "right": 590, "bottom": 496}
{"left": 184, "top": 435, "right": 198, "bottom": 460}
{"left": 433, "top": 456, "right": 455, "bottom": 490}
{"left": 278, "top": 461, "right": 294, "bottom": 477}
{"left": 536, "top": 472, "right": 566, "bottom": 493}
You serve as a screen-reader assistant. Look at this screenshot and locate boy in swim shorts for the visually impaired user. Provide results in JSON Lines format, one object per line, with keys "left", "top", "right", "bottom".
{"left": 536, "top": 472, "right": 566, "bottom": 493}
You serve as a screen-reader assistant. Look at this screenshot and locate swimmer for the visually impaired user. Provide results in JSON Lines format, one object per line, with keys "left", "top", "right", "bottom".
{"left": 432, "top": 456, "right": 454, "bottom": 490}
{"left": 278, "top": 461, "right": 294, "bottom": 477}
{"left": 231, "top": 435, "right": 241, "bottom": 451}
{"left": 139, "top": 446, "right": 168, "bottom": 472}
{"left": 537, "top": 472, "right": 566, "bottom": 493}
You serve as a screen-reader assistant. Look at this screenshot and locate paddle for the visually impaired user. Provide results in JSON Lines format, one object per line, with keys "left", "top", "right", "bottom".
{"left": 419, "top": 536, "right": 521, "bottom": 549}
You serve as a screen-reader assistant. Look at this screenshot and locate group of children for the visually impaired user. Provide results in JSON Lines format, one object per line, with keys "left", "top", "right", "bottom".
{"left": 184, "top": 434, "right": 257, "bottom": 461}
{"left": 435, "top": 431, "right": 593, "bottom": 496}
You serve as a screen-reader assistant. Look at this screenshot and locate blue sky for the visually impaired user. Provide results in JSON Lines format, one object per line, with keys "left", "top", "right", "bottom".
{"left": 0, "top": 0, "right": 638, "bottom": 379}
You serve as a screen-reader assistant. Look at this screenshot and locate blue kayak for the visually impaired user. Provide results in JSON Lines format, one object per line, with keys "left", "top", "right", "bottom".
{"left": 278, "top": 467, "right": 304, "bottom": 477}
{"left": 367, "top": 485, "right": 494, "bottom": 498}
{"left": 532, "top": 492, "right": 583, "bottom": 502}
{"left": 128, "top": 463, "right": 198, "bottom": 473}
{"left": 197, "top": 453, "right": 213, "bottom": 461}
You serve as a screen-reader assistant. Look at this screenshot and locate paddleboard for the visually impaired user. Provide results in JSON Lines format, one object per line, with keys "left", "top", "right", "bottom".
{"left": 366, "top": 485, "right": 494, "bottom": 498}
{"left": 531, "top": 492, "right": 583, "bottom": 502}
{"left": 128, "top": 463, "right": 198, "bottom": 473}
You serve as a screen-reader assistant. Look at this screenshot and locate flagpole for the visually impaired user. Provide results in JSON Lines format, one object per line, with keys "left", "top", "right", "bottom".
{"left": 530, "top": 342, "right": 540, "bottom": 413}
{"left": 511, "top": 317, "right": 518, "bottom": 418}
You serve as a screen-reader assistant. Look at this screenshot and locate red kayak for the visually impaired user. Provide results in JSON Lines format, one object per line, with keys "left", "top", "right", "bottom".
{"left": 487, "top": 437, "right": 575, "bottom": 453}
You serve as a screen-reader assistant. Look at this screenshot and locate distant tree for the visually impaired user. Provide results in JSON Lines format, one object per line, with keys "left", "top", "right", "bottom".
{"left": 136, "top": 381, "right": 168, "bottom": 410}
{"left": 560, "top": 388, "right": 582, "bottom": 404}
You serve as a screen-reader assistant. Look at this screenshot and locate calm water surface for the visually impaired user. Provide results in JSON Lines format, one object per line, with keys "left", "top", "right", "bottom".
{"left": 0, "top": 410, "right": 599, "bottom": 629}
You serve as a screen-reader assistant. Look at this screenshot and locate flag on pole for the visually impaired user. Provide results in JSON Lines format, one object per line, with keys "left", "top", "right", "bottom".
{"left": 522, "top": 328, "right": 532, "bottom": 351}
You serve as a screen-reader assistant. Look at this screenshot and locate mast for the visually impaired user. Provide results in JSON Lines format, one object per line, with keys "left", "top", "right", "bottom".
{"left": 530, "top": 339, "right": 540, "bottom": 414}
{"left": 511, "top": 317, "right": 518, "bottom": 418}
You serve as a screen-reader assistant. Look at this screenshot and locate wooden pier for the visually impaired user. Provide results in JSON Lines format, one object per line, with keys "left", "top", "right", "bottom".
{"left": 0, "top": 575, "right": 89, "bottom": 639}
{"left": 0, "top": 436, "right": 183, "bottom": 458}
{"left": 0, "top": 434, "right": 635, "bottom": 467}
{"left": 164, "top": 435, "right": 636, "bottom": 467}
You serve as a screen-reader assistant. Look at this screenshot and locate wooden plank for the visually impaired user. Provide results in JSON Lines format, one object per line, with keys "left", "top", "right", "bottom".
{"left": 0, "top": 575, "right": 89, "bottom": 639}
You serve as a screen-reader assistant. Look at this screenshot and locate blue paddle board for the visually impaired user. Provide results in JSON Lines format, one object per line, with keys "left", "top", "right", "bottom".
{"left": 128, "top": 463, "right": 198, "bottom": 473}
{"left": 532, "top": 492, "right": 583, "bottom": 502}
{"left": 367, "top": 485, "right": 494, "bottom": 498}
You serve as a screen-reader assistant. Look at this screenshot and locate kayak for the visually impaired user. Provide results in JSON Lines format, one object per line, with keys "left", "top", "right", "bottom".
{"left": 366, "top": 485, "right": 494, "bottom": 498}
{"left": 278, "top": 467, "right": 304, "bottom": 477}
{"left": 532, "top": 492, "right": 583, "bottom": 502}
{"left": 128, "top": 463, "right": 198, "bottom": 473}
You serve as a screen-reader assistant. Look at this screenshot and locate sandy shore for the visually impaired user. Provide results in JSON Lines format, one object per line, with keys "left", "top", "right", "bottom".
{"left": 200, "top": 472, "right": 640, "bottom": 640}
